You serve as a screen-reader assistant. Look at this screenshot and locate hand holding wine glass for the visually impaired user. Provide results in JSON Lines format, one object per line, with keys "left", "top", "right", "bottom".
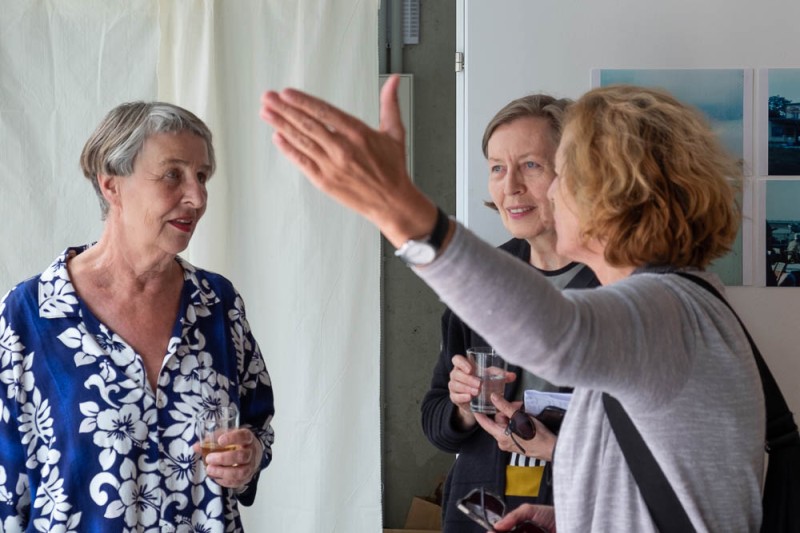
{"left": 194, "top": 404, "right": 264, "bottom": 488}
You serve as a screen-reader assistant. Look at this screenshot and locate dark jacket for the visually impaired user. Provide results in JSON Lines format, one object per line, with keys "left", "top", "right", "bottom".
{"left": 420, "top": 238, "right": 599, "bottom": 533}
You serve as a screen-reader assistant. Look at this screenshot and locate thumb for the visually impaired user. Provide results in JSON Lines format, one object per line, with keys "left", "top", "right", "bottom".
{"left": 379, "top": 74, "right": 406, "bottom": 142}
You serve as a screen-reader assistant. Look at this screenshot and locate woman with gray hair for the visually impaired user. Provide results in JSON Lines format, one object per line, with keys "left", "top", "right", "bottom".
{"left": 0, "top": 101, "right": 274, "bottom": 532}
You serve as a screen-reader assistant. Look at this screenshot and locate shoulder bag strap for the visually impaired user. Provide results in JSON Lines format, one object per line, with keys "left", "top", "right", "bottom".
{"left": 602, "top": 393, "right": 697, "bottom": 532}
{"left": 674, "top": 272, "right": 798, "bottom": 450}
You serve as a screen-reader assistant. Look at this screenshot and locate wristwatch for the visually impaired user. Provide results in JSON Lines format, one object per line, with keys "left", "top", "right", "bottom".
{"left": 394, "top": 207, "right": 451, "bottom": 266}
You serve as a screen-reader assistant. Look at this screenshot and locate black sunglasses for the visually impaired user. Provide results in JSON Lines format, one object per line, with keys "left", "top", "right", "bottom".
{"left": 456, "top": 487, "right": 549, "bottom": 533}
{"left": 505, "top": 409, "right": 536, "bottom": 454}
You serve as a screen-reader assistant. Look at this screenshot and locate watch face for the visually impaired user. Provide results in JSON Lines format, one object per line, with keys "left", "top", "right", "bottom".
{"left": 400, "top": 241, "right": 437, "bottom": 265}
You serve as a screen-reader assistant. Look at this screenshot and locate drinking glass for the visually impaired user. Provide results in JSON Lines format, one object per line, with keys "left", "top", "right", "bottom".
{"left": 198, "top": 405, "right": 240, "bottom": 464}
{"left": 467, "top": 347, "right": 507, "bottom": 414}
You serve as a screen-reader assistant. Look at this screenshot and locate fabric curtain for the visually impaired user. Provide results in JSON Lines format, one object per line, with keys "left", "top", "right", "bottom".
{"left": 0, "top": 1, "right": 382, "bottom": 531}
{"left": 0, "top": 0, "right": 159, "bottom": 285}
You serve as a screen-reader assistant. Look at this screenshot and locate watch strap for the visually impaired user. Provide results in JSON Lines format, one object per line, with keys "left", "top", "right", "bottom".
{"left": 427, "top": 206, "right": 451, "bottom": 250}
{"left": 394, "top": 206, "right": 451, "bottom": 266}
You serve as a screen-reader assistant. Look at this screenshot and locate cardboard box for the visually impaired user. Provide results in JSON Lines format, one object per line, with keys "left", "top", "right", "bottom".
{"left": 404, "top": 497, "right": 442, "bottom": 530}
{"left": 383, "top": 495, "right": 442, "bottom": 532}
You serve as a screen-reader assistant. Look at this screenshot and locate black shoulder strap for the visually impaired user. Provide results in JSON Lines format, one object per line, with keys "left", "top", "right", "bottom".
{"left": 602, "top": 393, "right": 697, "bottom": 532}
{"left": 675, "top": 272, "right": 799, "bottom": 451}
{"left": 607, "top": 272, "right": 800, "bottom": 533}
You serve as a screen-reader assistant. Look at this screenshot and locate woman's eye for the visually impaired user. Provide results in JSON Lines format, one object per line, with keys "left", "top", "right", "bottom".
{"left": 198, "top": 173, "right": 209, "bottom": 184}
{"left": 164, "top": 170, "right": 180, "bottom": 180}
{"left": 491, "top": 165, "right": 503, "bottom": 173}
{"left": 524, "top": 161, "right": 540, "bottom": 170}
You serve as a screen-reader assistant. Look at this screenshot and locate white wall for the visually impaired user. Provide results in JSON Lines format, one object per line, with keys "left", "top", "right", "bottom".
{"left": 457, "top": 0, "right": 800, "bottom": 415}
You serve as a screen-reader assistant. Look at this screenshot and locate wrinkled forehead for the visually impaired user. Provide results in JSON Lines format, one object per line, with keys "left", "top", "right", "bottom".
{"left": 139, "top": 130, "right": 212, "bottom": 167}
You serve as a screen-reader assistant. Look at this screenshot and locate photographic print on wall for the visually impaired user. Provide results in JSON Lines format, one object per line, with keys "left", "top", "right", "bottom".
{"left": 760, "top": 69, "right": 800, "bottom": 176}
{"left": 764, "top": 180, "right": 800, "bottom": 286}
{"left": 592, "top": 68, "right": 753, "bottom": 286}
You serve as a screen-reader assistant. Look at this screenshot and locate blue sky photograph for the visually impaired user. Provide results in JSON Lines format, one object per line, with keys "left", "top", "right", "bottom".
{"left": 599, "top": 69, "right": 745, "bottom": 159}
{"left": 769, "top": 69, "right": 800, "bottom": 102}
{"left": 766, "top": 180, "right": 800, "bottom": 220}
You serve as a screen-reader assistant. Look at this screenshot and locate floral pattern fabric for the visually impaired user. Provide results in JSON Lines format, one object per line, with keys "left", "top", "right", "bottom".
{"left": 0, "top": 246, "right": 274, "bottom": 532}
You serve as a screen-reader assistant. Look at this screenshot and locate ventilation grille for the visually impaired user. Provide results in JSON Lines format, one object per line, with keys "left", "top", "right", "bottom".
{"left": 403, "top": 0, "right": 420, "bottom": 45}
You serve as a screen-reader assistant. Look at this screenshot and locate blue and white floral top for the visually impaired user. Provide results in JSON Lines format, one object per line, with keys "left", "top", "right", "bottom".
{"left": 0, "top": 246, "right": 274, "bottom": 533}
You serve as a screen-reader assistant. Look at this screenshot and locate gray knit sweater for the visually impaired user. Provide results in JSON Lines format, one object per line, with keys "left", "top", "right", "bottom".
{"left": 415, "top": 224, "right": 764, "bottom": 532}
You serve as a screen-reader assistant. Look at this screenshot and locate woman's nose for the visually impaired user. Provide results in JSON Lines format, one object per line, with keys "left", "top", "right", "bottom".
{"left": 183, "top": 175, "right": 207, "bottom": 207}
{"left": 504, "top": 167, "right": 524, "bottom": 195}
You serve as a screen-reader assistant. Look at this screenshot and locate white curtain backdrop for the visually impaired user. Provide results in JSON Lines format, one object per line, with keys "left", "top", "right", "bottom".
{"left": 0, "top": 1, "right": 382, "bottom": 531}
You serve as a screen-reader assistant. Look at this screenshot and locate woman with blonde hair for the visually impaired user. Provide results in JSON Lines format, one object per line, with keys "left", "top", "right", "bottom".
{"left": 260, "top": 80, "right": 763, "bottom": 531}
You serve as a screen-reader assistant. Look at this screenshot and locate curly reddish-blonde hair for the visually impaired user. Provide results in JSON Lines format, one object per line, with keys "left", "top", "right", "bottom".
{"left": 558, "top": 84, "right": 741, "bottom": 269}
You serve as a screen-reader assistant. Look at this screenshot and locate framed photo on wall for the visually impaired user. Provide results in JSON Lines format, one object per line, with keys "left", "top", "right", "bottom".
{"left": 762, "top": 179, "right": 800, "bottom": 286}
{"left": 758, "top": 68, "right": 800, "bottom": 176}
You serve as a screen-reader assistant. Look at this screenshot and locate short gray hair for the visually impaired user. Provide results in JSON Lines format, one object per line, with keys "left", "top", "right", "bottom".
{"left": 80, "top": 101, "right": 215, "bottom": 219}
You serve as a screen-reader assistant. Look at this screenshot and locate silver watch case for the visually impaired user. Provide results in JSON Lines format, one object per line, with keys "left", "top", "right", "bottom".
{"left": 394, "top": 238, "right": 438, "bottom": 266}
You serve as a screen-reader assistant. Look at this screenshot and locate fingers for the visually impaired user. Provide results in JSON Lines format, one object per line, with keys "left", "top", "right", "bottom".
{"left": 451, "top": 354, "right": 473, "bottom": 374}
{"left": 261, "top": 94, "right": 327, "bottom": 187}
{"left": 508, "top": 415, "right": 557, "bottom": 461}
{"left": 261, "top": 91, "right": 334, "bottom": 162}
{"left": 448, "top": 385, "right": 474, "bottom": 407}
{"left": 274, "top": 86, "right": 367, "bottom": 143}
{"left": 201, "top": 429, "right": 261, "bottom": 489}
{"left": 379, "top": 74, "right": 406, "bottom": 142}
{"left": 494, "top": 400, "right": 521, "bottom": 426}
{"left": 218, "top": 427, "right": 255, "bottom": 447}
{"left": 271, "top": 131, "right": 323, "bottom": 184}
{"left": 204, "top": 446, "right": 254, "bottom": 488}
{"left": 477, "top": 399, "right": 529, "bottom": 455}
{"left": 489, "top": 393, "right": 517, "bottom": 418}
{"left": 205, "top": 445, "right": 252, "bottom": 470}
{"left": 475, "top": 411, "right": 521, "bottom": 454}
{"left": 205, "top": 460, "right": 252, "bottom": 488}
{"left": 476, "top": 399, "right": 557, "bottom": 460}
{"left": 449, "top": 355, "right": 480, "bottom": 400}
{"left": 493, "top": 504, "right": 555, "bottom": 532}
{"left": 259, "top": 82, "right": 428, "bottom": 244}
{"left": 473, "top": 412, "right": 503, "bottom": 438}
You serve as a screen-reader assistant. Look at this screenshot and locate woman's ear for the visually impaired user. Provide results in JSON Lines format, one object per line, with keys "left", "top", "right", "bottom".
{"left": 97, "top": 174, "right": 121, "bottom": 208}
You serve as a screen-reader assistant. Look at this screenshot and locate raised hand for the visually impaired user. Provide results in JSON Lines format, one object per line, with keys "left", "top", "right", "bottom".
{"left": 260, "top": 75, "right": 437, "bottom": 247}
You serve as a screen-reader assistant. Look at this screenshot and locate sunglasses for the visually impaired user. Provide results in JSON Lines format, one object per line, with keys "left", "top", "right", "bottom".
{"left": 505, "top": 409, "right": 536, "bottom": 454}
{"left": 505, "top": 406, "right": 567, "bottom": 454}
{"left": 456, "top": 487, "right": 550, "bottom": 533}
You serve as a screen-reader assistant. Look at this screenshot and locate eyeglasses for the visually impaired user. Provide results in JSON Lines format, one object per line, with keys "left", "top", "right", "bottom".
{"left": 505, "top": 409, "right": 536, "bottom": 454}
{"left": 456, "top": 487, "right": 550, "bottom": 533}
{"left": 456, "top": 487, "right": 505, "bottom": 529}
